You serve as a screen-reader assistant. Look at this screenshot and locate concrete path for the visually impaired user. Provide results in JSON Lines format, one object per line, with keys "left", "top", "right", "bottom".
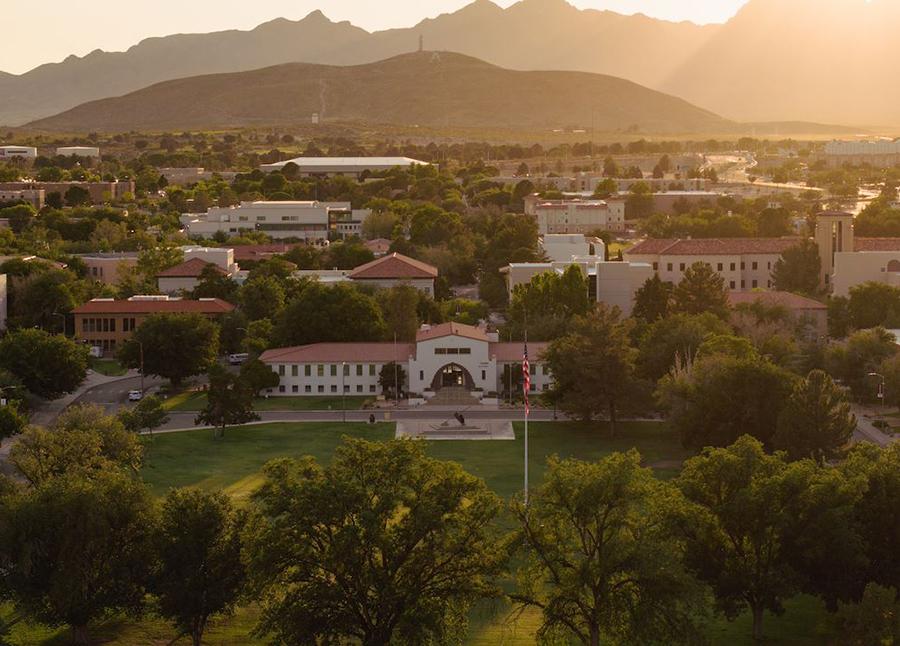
{"left": 853, "top": 406, "right": 897, "bottom": 448}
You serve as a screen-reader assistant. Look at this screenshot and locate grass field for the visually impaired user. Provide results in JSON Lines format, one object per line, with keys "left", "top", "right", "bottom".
{"left": 162, "top": 391, "right": 374, "bottom": 413}
{"left": 89, "top": 358, "right": 128, "bottom": 377}
{"left": 2, "top": 421, "right": 836, "bottom": 644}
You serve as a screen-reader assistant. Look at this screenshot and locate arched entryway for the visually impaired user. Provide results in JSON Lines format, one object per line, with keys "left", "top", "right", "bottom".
{"left": 431, "top": 364, "right": 476, "bottom": 391}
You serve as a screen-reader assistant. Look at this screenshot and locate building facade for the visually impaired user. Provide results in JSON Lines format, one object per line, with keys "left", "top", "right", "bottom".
{"left": 0, "top": 180, "right": 134, "bottom": 205}
{"left": 56, "top": 146, "right": 100, "bottom": 158}
{"left": 0, "top": 146, "right": 37, "bottom": 160}
{"left": 79, "top": 252, "right": 139, "bottom": 285}
{"left": 348, "top": 253, "right": 438, "bottom": 296}
{"left": 259, "top": 157, "right": 428, "bottom": 177}
{"left": 0, "top": 188, "right": 44, "bottom": 210}
{"left": 526, "top": 196, "right": 626, "bottom": 233}
{"left": 73, "top": 296, "right": 234, "bottom": 355}
{"left": 260, "top": 323, "right": 551, "bottom": 399}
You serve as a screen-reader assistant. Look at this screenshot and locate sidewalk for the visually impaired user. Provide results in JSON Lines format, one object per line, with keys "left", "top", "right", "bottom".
{"left": 852, "top": 405, "right": 897, "bottom": 448}
{"left": 27, "top": 369, "right": 141, "bottom": 427}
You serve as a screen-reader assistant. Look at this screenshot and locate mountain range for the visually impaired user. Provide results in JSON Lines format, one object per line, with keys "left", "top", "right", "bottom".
{"left": 2, "top": 0, "right": 898, "bottom": 129}
{"left": 27, "top": 53, "right": 729, "bottom": 133}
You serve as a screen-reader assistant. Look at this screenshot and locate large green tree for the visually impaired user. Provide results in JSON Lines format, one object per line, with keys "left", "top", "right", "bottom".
{"left": 0, "top": 329, "right": 88, "bottom": 399}
{"left": 0, "top": 472, "right": 157, "bottom": 645}
{"left": 636, "top": 312, "right": 731, "bottom": 381}
{"left": 195, "top": 364, "right": 259, "bottom": 439}
{"left": 512, "top": 452, "right": 705, "bottom": 646}
{"left": 825, "top": 327, "right": 898, "bottom": 400}
{"left": 154, "top": 489, "right": 246, "bottom": 646}
{"left": 657, "top": 355, "right": 795, "bottom": 449}
{"left": 239, "top": 276, "right": 286, "bottom": 322}
{"left": 377, "top": 284, "right": 421, "bottom": 342}
{"left": 632, "top": 274, "right": 674, "bottom": 323}
{"left": 772, "top": 239, "right": 821, "bottom": 295}
{"left": 117, "top": 395, "right": 170, "bottom": 438}
{"left": 847, "top": 282, "right": 900, "bottom": 330}
{"left": 773, "top": 370, "right": 856, "bottom": 463}
{"left": 505, "top": 265, "right": 591, "bottom": 341}
{"left": 245, "top": 439, "right": 504, "bottom": 646}
{"left": 273, "top": 283, "right": 386, "bottom": 347}
{"left": 543, "top": 305, "right": 642, "bottom": 432}
{"left": 671, "top": 261, "right": 729, "bottom": 318}
{"left": 119, "top": 313, "right": 219, "bottom": 386}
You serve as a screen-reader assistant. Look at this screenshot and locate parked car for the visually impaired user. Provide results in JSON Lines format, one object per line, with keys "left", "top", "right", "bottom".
{"left": 128, "top": 390, "right": 143, "bottom": 402}
{"left": 228, "top": 353, "right": 249, "bottom": 366}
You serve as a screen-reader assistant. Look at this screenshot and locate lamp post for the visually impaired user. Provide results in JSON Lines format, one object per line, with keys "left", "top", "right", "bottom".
{"left": 869, "top": 372, "right": 887, "bottom": 412}
{"left": 138, "top": 341, "right": 145, "bottom": 395}
{"left": 341, "top": 361, "right": 347, "bottom": 423}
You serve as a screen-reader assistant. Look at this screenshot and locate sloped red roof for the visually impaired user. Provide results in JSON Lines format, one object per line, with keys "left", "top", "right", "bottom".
{"left": 157, "top": 258, "right": 226, "bottom": 278}
{"left": 854, "top": 238, "right": 900, "bottom": 252}
{"left": 416, "top": 322, "right": 489, "bottom": 343}
{"left": 728, "top": 291, "right": 827, "bottom": 311}
{"left": 260, "top": 343, "right": 416, "bottom": 363}
{"left": 74, "top": 298, "right": 234, "bottom": 315}
{"left": 349, "top": 253, "right": 438, "bottom": 280}
{"left": 231, "top": 243, "right": 304, "bottom": 262}
{"left": 628, "top": 238, "right": 801, "bottom": 256}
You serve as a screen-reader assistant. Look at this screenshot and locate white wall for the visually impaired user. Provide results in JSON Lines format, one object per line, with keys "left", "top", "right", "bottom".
{"left": 0, "top": 274, "right": 7, "bottom": 331}
{"left": 832, "top": 251, "right": 900, "bottom": 297}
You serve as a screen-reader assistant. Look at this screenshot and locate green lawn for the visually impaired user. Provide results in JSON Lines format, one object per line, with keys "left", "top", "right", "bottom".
{"left": 89, "top": 358, "right": 128, "bottom": 377}
{"left": 162, "top": 391, "right": 374, "bottom": 412}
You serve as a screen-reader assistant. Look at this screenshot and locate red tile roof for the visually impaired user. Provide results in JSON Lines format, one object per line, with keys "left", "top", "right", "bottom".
{"left": 627, "top": 238, "right": 801, "bottom": 256}
{"left": 490, "top": 342, "right": 550, "bottom": 361}
{"left": 364, "top": 238, "right": 392, "bottom": 254}
{"left": 416, "top": 322, "right": 489, "bottom": 343}
{"left": 260, "top": 343, "right": 416, "bottom": 364}
{"left": 349, "top": 253, "right": 438, "bottom": 280}
{"left": 157, "top": 258, "right": 226, "bottom": 278}
{"left": 74, "top": 298, "right": 234, "bottom": 315}
{"left": 231, "top": 243, "right": 304, "bottom": 262}
{"left": 854, "top": 238, "right": 900, "bottom": 252}
{"left": 728, "top": 291, "right": 827, "bottom": 311}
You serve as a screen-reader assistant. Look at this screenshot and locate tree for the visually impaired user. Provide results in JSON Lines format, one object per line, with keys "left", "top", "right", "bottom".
{"left": 848, "top": 282, "right": 900, "bottom": 330}
{"left": 671, "top": 262, "right": 729, "bottom": 318}
{"left": 505, "top": 265, "right": 591, "bottom": 341}
{"left": 378, "top": 362, "right": 407, "bottom": 397}
{"left": 0, "top": 472, "right": 156, "bottom": 645}
{"left": 543, "top": 305, "right": 641, "bottom": 432}
{"left": 10, "top": 404, "right": 143, "bottom": 486}
{"left": 636, "top": 312, "right": 730, "bottom": 381}
{"left": 377, "top": 285, "right": 420, "bottom": 342}
{"left": 0, "top": 329, "right": 88, "bottom": 399}
{"left": 824, "top": 327, "right": 898, "bottom": 400}
{"left": 591, "top": 177, "right": 618, "bottom": 198}
{"left": 773, "top": 370, "right": 855, "bottom": 463}
{"left": 0, "top": 402, "right": 26, "bottom": 445}
{"left": 657, "top": 355, "right": 795, "bottom": 449}
{"left": 195, "top": 364, "right": 258, "bottom": 439}
{"left": 273, "top": 283, "right": 386, "bottom": 347}
{"left": 836, "top": 584, "right": 900, "bottom": 646}
{"left": 772, "top": 240, "right": 821, "bottom": 295}
{"left": 828, "top": 295, "right": 851, "bottom": 338}
{"left": 64, "top": 185, "right": 91, "bottom": 207}
{"left": 324, "top": 241, "right": 375, "bottom": 269}
{"left": 244, "top": 439, "right": 504, "bottom": 646}
{"left": 632, "top": 274, "right": 674, "bottom": 323}
{"left": 512, "top": 452, "right": 705, "bottom": 646}
{"left": 239, "top": 358, "right": 280, "bottom": 396}
{"left": 117, "top": 395, "right": 170, "bottom": 438}
{"left": 119, "top": 313, "right": 219, "bottom": 386}
{"left": 239, "top": 276, "right": 286, "bottom": 321}
{"left": 675, "top": 436, "right": 852, "bottom": 641}
{"left": 7, "top": 268, "right": 80, "bottom": 332}
{"left": 192, "top": 264, "right": 238, "bottom": 302}
{"left": 155, "top": 489, "right": 246, "bottom": 646}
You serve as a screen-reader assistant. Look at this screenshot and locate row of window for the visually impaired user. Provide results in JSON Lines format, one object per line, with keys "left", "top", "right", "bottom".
{"left": 277, "top": 384, "right": 378, "bottom": 394}
{"left": 656, "top": 260, "right": 771, "bottom": 273}
{"left": 81, "top": 317, "right": 138, "bottom": 333}
{"left": 276, "top": 363, "right": 380, "bottom": 377}
{"left": 434, "top": 348, "right": 472, "bottom": 355}
{"left": 729, "top": 279, "right": 772, "bottom": 290}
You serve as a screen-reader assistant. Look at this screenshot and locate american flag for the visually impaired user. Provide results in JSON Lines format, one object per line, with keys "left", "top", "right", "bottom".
{"left": 523, "top": 343, "right": 530, "bottom": 416}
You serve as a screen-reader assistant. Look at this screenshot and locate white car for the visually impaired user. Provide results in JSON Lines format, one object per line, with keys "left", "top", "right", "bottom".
{"left": 128, "top": 390, "right": 143, "bottom": 402}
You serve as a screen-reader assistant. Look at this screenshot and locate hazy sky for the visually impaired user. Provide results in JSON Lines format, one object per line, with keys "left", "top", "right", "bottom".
{"left": 0, "top": 0, "right": 749, "bottom": 75}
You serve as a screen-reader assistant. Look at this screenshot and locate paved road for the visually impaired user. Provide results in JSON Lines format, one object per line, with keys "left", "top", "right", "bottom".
{"left": 73, "top": 374, "right": 166, "bottom": 413}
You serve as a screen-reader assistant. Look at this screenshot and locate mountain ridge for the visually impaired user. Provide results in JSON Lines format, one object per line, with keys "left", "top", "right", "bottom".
{"left": 26, "top": 52, "right": 731, "bottom": 134}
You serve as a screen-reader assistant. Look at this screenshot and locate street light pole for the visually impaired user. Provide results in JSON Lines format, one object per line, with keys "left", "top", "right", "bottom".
{"left": 869, "top": 372, "right": 887, "bottom": 412}
{"left": 138, "top": 341, "right": 145, "bottom": 395}
{"left": 341, "top": 361, "right": 347, "bottom": 423}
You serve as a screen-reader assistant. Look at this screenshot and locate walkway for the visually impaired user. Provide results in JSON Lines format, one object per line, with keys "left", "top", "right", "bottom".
{"left": 853, "top": 406, "right": 897, "bottom": 448}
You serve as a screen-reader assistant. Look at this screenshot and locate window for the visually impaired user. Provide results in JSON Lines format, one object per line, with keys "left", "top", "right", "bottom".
{"left": 356, "top": 365, "right": 363, "bottom": 376}
{"left": 542, "top": 365, "right": 549, "bottom": 375}
{"left": 370, "top": 385, "right": 377, "bottom": 393}
{"left": 369, "top": 365, "right": 376, "bottom": 376}
{"left": 305, "top": 365, "right": 311, "bottom": 377}
{"left": 331, "top": 385, "right": 337, "bottom": 393}
{"left": 481, "top": 370, "right": 486, "bottom": 380}
{"left": 679, "top": 263, "right": 685, "bottom": 271}
{"left": 292, "top": 385, "right": 299, "bottom": 393}
{"left": 531, "top": 364, "right": 537, "bottom": 375}
{"left": 667, "top": 263, "right": 673, "bottom": 271}
{"left": 741, "top": 262, "right": 745, "bottom": 270}
{"left": 730, "top": 281, "right": 736, "bottom": 289}
{"left": 330, "top": 365, "right": 337, "bottom": 377}
{"left": 752, "top": 261, "right": 758, "bottom": 270}
{"left": 305, "top": 385, "right": 312, "bottom": 393}
{"left": 343, "top": 364, "right": 350, "bottom": 376}
{"left": 435, "top": 348, "right": 447, "bottom": 355}
{"left": 752, "top": 280, "right": 758, "bottom": 288}
{"left": 419, "top": 371, "right": 424, "bottom": 381}
{"left": 344, "top": 385, "right": 350, "bottom": 393}
{"left": 459, "top": 348, "right": 471, "bottom": 355}
{"left": 292, "top": 365, "right": 298, "bottom": 377}
{"left": 279, "top": 385, "right": 286, "bottom": 393}
{"left": 768, "top": 262, "right": 772, "bottom": 270}
{"left": 318, "top": 385, "right": 325, "bottom": 393}
{"left": 741, "top": 280, "right": 746, "bottom": 289}
{"left": 278, "top": 365, "right": 285, "bottom": 376}
{"left": 730, "top": 263, "right": 736, "bottom": 271}
{"left": 717, "top": 263, "right": 723, "bottom": 271}
{"left": 653, "top": 262, "right": 658, "bottom": 271}
{"left": 317, "top": 365, "right": 324, "bottom": 377}
{"left": 357, "top": 385, "right": 363, "bottom": 393}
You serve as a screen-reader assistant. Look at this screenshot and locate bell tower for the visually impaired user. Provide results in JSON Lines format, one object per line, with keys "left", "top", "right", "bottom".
{"left": 814, "top": 211, "right": 854, "bottom": 290}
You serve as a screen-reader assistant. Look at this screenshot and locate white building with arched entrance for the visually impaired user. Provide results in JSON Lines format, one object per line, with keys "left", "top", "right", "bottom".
{"left": 260, "top": 323, "right": 551, "bottom": 401}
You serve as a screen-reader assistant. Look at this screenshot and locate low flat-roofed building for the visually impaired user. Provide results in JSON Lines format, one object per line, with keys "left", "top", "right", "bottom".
{"left": 0, "top": 188, "right": 44, "bottom": 210}
{"left": 348, "top": 253, "right": 438, "bottom": 296}
{"left": 79, "top": 252, "right": 139, "bottom": 285}
{"left": 73, "top": 296, "right": 235, "bottom": 355}
{"left": 157, "top": 258, "right": 229, "bottom": 295}
{"left": 0, "top": 180, "right": 134, "bottom": 205}
{"left": 260, "top": 322, "right": 551, "bottom": 400}
{"left": 259, "top": 157, "right": 428, "bottom": 177}
{"left": 541, "top": 234, "right": 605, "bottom": 262}
{"left": 625, "top": 237, "right": 801, "bottom": 291}
{"left": 525, "top": 196, "right": 626, "bottom": 234}
{"left": 0, "top": 146, "right": 37, "bottom": 160}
